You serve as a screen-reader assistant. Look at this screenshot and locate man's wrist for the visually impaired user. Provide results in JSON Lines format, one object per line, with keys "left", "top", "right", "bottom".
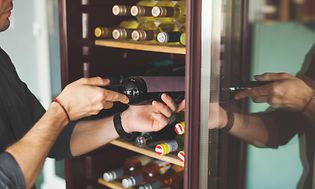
{"left": 220, "top": 110, "right": 234, "bottom": 133}
{"left": 113, "top": 112, "right": 139, "bottom": 141}
{"left": 48, "top": 102, "right": 69, "bottom": 127}
{"left": 302, "top": 90, "right": 315, "bottom": 113}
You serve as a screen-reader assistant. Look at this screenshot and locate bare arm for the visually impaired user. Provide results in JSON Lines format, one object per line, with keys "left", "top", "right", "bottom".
{"left": 6, "top": 103, "right": 68, "bottom": 189}
{"left": 227, "top": 112, "right": 277, "bottom": 147}
{"left": 70, "top": 94, "right": 177, "bottom": 156}
{"left": 4, "top": 77, "right": 129, "bottom": 189}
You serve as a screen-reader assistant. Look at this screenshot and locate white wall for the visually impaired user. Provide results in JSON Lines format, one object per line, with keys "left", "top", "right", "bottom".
{"left": 0, "top": 0, "right": 65, "bottom": 188}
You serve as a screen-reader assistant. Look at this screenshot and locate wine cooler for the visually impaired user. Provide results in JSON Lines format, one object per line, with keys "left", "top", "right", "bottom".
{"left": 58, "top": 0, "right": 248, "bottom": 188}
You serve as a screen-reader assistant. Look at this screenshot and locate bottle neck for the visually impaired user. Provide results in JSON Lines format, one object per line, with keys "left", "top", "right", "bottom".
{"left": 157, "top": 31, "right": 181, "bottom": 43}
{"left": 152, "top": 6, "right": 179, "bottom": 17}
{"left": 103, "top": 168, "right": 124, "bottom": 182}
{"left": 94, "top": 27, "right": 113, "bottom": 38}
{"left": 112, "top": 28, "right": 133, "bottom": 40}
{"left": 112, "top": 5, "right": 131, "bottom": 16}
{"left": 131, "top": 6, "right": 153, "bottom": 16}
{"left": 132, "top": 30, "right": 156, "bottom": 41}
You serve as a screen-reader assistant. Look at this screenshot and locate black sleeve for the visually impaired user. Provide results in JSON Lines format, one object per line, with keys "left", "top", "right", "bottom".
{"left": 22, "top": 83, "right": 76, "bottom": 160}
{"left": 0, "top": 152, "right": 25, "bottom": 189}
{"left": 259, "top": 109, "right": 305, "bottom": 148}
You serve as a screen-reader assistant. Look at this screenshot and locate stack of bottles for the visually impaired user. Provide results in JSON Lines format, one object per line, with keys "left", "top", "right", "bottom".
{"left": 154, "top": 121, "right": 185, "bottom": 162}
{"left": 94, "top": 0, "right": 186, "bottom": 46}
{"left": 102, "top": 155, "right": 184, "bottom": 189}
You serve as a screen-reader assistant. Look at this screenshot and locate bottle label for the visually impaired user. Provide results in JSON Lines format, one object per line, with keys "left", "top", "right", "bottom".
{"left": 154, "top": 160, "right": 171, "bottom": 174}
{"left": 155, "top": 140, "right": 178, "bottom": 155}
{"left": 177, "top": 151, "right": 185, "bottom": 162}
{"left": 174, "top": 121, "right": 185, "bottom": 135}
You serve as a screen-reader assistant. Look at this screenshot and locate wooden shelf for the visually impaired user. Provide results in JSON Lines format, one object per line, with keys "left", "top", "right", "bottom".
{"left": 110, "top": 139, "right": 184, "bottom": 167}
{"left": 95, "top": 40, "right": 186, "bottom": 54}
{"left": 98, "top": 178, "right": 134, "bottom": 189}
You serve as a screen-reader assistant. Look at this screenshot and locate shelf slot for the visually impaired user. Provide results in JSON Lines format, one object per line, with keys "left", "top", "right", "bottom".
{"left": 95, "top": 40, "right": 186, "bottom": 54}
{"left": 110, "top": 139, "right": 184, "bottom": 167}
{"left": 98, "top": 178, "right": 134, "bottom": 189}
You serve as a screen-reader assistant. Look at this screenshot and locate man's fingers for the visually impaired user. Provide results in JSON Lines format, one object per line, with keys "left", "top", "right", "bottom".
{"left": 255, "top": 72, "right": 292, "bottom": 81}
{"left": 103, "top": 102, "right": 114, "bottom": 109}
{"left": 235, "top": 86, "right": 269, "bottom": 100}
{"left": 161, "top": 94, "right": 177, "bottom": 112}
{"left": 152, "top": 100, "right": 173, "bottom": 118}
{"left": 76, "top": 77, "right": 110, "bottom": 86}
{"left": 103, "top": 90, "right": 129, "bottom": 104}
{"left": 151, "top": 113, "right": 169, "bottom": 131}
{"left": 177, "top": 100, "right": 185, "bottom": 112}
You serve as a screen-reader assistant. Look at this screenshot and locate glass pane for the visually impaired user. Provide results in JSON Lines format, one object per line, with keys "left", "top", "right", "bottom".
{"left": 245, "top": 1, "right": 315, "bottom": 189}
{"left": 209, "top": 0, "right": 315, "bottom": 189}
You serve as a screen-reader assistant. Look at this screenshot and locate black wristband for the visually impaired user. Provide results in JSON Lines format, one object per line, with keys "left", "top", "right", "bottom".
{"left": 220, "top": 111, "right": 234, "bottom": 133}
{"left": 113, "top": 113, "right": 139, "bottom": 141}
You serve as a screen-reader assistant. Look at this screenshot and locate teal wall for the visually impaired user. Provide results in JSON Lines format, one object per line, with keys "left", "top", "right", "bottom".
{"left": 246, "top": 23, "right": 315, "bottom": 189}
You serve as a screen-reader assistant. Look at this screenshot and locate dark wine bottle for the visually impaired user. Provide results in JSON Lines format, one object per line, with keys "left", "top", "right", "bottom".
{"left": 105, "top": 77, "right": 272, "bottom": 104}
{"left": 122, "top": 160, "right": 172, "bottom": 188}
{"left": 107, "top": 76, "right": 185, "bottom": 105}
{"left": 219, "top": 81, "right": 273, "bottom": 102}
{"left": 103, "top": 155, "right": 152, "bottom": 182}
{"left": 138, "top": 165, "right": 184, "bottom": 189}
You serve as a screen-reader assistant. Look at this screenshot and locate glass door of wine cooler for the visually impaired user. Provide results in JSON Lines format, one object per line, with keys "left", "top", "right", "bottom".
{"left": 186, "top": 0, "right": 248, "bottom": 188}
{"left": 58, "top": 0, "right": 247, "bottom": 188}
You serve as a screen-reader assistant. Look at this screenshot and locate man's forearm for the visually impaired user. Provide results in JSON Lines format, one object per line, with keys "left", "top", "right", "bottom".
{"left": 70, "top": 116, "right": 119, "bottom": 157}
{"left": 228, "top": 113, "right": 275, "bottom": 147}
{"left": 6, "top": 103, "right": 68, "bottom": 189}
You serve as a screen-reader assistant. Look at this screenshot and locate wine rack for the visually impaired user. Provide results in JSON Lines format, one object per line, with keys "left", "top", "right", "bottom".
{"left": 109, "top": 139, "right": 184, "bottom": 167}
{"left": 59, "top": 0, "right": 247, "bottom": 188}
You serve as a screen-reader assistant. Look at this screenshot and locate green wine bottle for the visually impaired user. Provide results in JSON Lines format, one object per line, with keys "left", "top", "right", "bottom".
{"left": 131, "top": 21, "right": 176, "bottom": 41}
{"left": 94, "top": 27, "right": 114, "bottom": 38}
{"left": 112, "top": 20, "right": 140, "bottom": 40}
{"left": 151, "top": 0, "right": 186, "bottom": 23}
{"left": 112, "top": 5, "right": 132, "bottom": 16}
{"left": 130, "top": 0, "right": 159, "bottom": 22}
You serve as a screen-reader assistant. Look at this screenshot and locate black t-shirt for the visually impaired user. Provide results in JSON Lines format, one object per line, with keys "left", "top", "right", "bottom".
{"left": 0, "top": 47, "right": 76, "bottom": 188}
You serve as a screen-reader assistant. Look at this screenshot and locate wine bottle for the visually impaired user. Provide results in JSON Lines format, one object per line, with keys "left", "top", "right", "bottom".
{"left": 180, "top": 32, "right": 186, "bottom": 45}
{"left": 103, "top": 155, "right": 152, "bottom": 182}
{"left": 155, "top": 135, "right": 184, "bottom": 155}
{"left": 220, "top": 81, "right": 273, "bottom": 102}
{"left": 122, "top": 160, "right": 172, "bottom": 188}
{"left": 112, "top": 20, "right": 140, "bottom": 40}
{"left": 174, "top": 121, "right": 185, "bottom": 135}
{"left": 130, "top": 0, "right": 158, "bottom": 22}
{"left": 112, "top": 5, "right": 132, "bottom": 16}
{"left": 157, "top": 31, "right": 182, "bottom": 43}
{"left": 151, "top": 0, "right": 186, "bottom": 23}
{"left": 107, "top": 76, "right": 185, "bottom": 105}
{"left": 131, "top": 21, "right": 176, "bottom": 41}
{"left": 138, "top": 165, "right": 184, "bottom": 189}
{"left": 94, "top": 27, "right": 114, "bottom": 38}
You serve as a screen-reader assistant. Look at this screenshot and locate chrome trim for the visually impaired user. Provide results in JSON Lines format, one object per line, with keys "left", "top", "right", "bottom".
{"left": 200, "top": 0, "right": 222, "bottom": 188}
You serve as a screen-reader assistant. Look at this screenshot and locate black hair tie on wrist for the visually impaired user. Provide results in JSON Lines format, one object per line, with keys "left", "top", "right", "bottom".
{"left": 113, "top": 113, "right": 139, "bottom": 141}
{"left": 220, "top": 111, "right": 234, "bottom": 133}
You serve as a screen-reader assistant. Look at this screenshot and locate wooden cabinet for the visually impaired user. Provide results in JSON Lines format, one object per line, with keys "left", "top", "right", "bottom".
{"left": 58, "top": 0, "right": 248, "bottom": 188}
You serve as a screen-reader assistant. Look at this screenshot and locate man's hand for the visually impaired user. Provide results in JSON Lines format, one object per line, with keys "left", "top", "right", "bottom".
{"left": 235, "top": 72, "right": 314, "bottom": 111}
{"left": 56, "top": 77, "right": 129, "bottom": 121}
{"left": 121, "top": 94, "right": 178, "bottom": 133}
